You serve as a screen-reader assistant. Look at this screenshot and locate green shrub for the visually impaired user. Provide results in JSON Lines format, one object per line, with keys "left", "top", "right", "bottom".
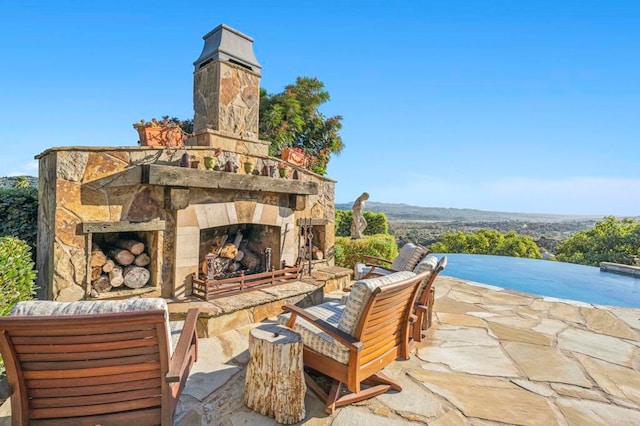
{"left": 0, "top": 236, "right": 37, "bottom": 376}
{"left": 334, "top": 234, "right": 399, "bottom": 269}
{"left": 0, "top": 187, "right": 38, "bottom": 253}
{"left": 0, "top": 236, "right": 38, "bottom": 317}
{"left": 429, "top": 229, "right": 541, "bottom": 258}
{"left": 335, "top": 210, "right": 389, "bottom": 237}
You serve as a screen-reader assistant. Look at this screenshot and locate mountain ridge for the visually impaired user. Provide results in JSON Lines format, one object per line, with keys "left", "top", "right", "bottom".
{"left": 335, "top": 201, "right": 607, "bottom": 222}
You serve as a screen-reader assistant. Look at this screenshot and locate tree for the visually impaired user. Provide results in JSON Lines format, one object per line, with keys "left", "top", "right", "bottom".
{"left": 556, "top": 216, "right": 640, "bottom": 266}
{"left": 13, "top": 176, "right": 30, "bottom": 189}
{"left": 430, "top": 229, "right": 541, "bottom": 258}
{"left": 259, "top": 77, "right": 344, "bottom": 175}
{"left": 0, "top": 187, "right": 38, "bottom": 253}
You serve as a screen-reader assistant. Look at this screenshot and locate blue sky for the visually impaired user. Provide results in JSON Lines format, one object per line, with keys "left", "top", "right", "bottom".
{"left": 1, "top": 1, "right": 638, "bottom": 216}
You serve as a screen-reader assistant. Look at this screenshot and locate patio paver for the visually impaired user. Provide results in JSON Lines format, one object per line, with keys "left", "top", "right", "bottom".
{"left": 172, "top": 275, "right": 640, "bottom": 425}
{"left": 2, "top": 275, "right": 639, "bottom": 425}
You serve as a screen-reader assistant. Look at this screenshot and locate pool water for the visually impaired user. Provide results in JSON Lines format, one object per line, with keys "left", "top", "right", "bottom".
{"left": 436, "top": 253, "right": 640, "bottom": 309}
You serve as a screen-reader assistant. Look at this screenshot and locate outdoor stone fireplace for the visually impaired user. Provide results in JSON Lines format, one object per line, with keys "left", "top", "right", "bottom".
{"left": 35, "top": 24, "right": 336, "bottom": 302}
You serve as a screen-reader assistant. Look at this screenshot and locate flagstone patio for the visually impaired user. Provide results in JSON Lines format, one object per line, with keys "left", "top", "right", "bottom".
{"left": 2, "top": 275, "right": 639, "bottom": 425}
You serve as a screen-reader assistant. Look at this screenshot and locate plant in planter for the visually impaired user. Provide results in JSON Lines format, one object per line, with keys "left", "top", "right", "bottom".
{"left": 243, "top": 160, "right": 255, "bottom": 174}
{"left": 278, "top": 162, "right": 289, "bottom": 178}
{"left": 281, "top": 147, "right": 308, "bottom": 168}
{"left": 133, "top": 116, "right": 193, "bottom": 148}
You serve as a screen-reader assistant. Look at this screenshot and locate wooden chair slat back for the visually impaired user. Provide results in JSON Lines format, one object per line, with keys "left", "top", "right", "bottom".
{"left": 354, "top": 272, "right": 427, "bottom": 361}
{"left": 0, "top": 310, "right": 169, "bottom": 424}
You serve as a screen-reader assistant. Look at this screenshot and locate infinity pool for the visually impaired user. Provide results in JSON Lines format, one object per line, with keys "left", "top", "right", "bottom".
{"left": 436, "top": 253, "right": 640, "bottom": 309}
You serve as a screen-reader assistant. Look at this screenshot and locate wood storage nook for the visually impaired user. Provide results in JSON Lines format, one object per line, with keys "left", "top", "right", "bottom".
{"left": 244, "top": 324, "right": 306, "bottom": 424}
{"left": 82, "top": 220, "right": 165, "bottom": 299}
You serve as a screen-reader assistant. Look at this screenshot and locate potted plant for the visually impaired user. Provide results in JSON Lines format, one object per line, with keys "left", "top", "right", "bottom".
{"left": 278, "top": 162, "right": 289, "bottom": 178}
{"left": 281, "top": 147, "right": 307, "bottom": 168}
{"left": 133, "top": 116, "right": 192, "bottom": 148}
{"left": 243, "top": 160, "right": 255, "bottom": 174}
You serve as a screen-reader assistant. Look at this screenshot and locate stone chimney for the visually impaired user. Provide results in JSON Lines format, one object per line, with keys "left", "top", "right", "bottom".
{"left": 193, "top": 24, "right": 262, "bottom": 143}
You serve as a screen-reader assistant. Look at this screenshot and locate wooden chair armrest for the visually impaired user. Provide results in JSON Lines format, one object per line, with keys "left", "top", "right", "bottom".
{"left": 361, "top": 265, "right": 397, "bottom": 279}
{"left": 167, "top": 308, "right": 199, "bottom": 383}
{"left": 363, "top": 255, "right": 392, "bottom": 265}
{"left": 415, "top": 304, "right": 428, "bottom": 314}
{"left": 282, "top": 304, "right": 362, "bottom": 352}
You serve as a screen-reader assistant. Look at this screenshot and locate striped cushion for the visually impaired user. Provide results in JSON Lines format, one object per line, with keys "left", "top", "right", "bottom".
{"left": 10, "top": 298, "right": 168, "bottom": 316}
{"left": 413, "top": 255, "right": 438, "bottom": 274}
{"left": 337, "top": 271, "right": 416, "bottom": 335}
{"left": 278, "top": 300, "right": 350, "bottom": 364}
{"left": 10, "top": 298, "right": 175, "bottom": 354}
{"left": 391, "top": 243, "right": 427, "bottom": 271}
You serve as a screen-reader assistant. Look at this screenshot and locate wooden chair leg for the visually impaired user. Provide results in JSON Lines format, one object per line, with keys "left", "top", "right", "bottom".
{"left": 325, "top": 381, "right": 343, "bottom": 414}
{"left": 367, "top": 372, "right": 402, "bottom": 391}
{"left": 304, "top": 371, "right": 328, "bottom": 402}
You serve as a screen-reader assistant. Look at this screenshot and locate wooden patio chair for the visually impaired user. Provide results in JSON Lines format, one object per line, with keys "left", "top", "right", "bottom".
{"left": 354, "top": 242, "right": 429, "bottom": 279}
{"left": 281, "top": 270, "right": 428, "bottom": 414}
{"left": 0, "top": 298, "right": 198, "bottom": 426}
{"left": 410, "top": 255, "right": 447, "bottom": 343}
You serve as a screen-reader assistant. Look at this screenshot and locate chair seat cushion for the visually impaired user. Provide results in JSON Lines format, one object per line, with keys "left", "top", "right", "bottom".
{"left": 11, "top": 298, "right": 175, "bottom": 354}
{"left": 10, "top": 298, "right": 168, "bottom": 316}
{"left": 278, "top": 300, "right": 350, "bottom": 364}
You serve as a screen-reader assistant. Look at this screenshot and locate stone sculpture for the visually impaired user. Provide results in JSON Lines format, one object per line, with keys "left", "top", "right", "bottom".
{"left": 350, "top": 192, "right": 369, "bottom": 239}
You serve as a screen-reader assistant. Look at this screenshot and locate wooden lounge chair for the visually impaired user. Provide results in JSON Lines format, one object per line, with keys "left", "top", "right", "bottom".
{"left": 354, "top": 242, "right": 429, "bottom": 279}
{"left": 411, "top": 255, "right": 447, "bottom": 343}
{"left": 0, "top": 298, "right": 198, "bottom": 426}
{"left": 281, "top": 270, "right": 428, "bottom": 414}
{"left": 348, "top": 255, "right": 448, "bottom": 346}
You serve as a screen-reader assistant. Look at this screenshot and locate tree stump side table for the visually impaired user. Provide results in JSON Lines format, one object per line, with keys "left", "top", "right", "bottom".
{"left": 243, "top": 323, "right": 306, "bottom": 424}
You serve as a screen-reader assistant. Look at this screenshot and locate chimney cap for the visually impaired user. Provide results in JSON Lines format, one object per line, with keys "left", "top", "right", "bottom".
{"left": 194, "top": 24, "right": 261, "bottom": 74}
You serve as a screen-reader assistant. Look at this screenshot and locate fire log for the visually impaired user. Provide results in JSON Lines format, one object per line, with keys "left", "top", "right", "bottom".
{"left": 240, "top": 249, "right": 261, "bottom": 273}
{"left": 110, "top": 249, "right": 135, "bottom": 266}
{"left": 90, "top": 249, "right": 107, "bottom": 268}
{"left": 92, "top": 275, "right": 112, "bottom": 293}
{"left": 109, "top": 265, "right": 124, "bottom": 287}
{"left": 134, "top": 253, "right": 151, "bottom": 267}
{"left": 91, "top": 266, "right": 103, "bottom": 281}
{"left": 123, "top": 265, "right": 150, "bottom": 289}
{"left": 102, "top": 259, "right": 115, "bottom": 273}
{"left": 219, "top": 243, "right": 238, "bottom": 259}
{"left": 115, "top": 239, "right": 145, "bottom": 256}
{"left": 233, "top": 250, "right": 245, "bottom": 262}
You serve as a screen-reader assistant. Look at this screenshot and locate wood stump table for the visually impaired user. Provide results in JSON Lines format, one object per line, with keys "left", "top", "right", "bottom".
{"left": 243, "top": 323, "right": 306, "bottom": 424}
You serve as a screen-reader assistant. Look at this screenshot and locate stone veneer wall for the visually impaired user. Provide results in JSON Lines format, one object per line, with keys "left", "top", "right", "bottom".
{"left": 193, "top": 60, "right": 260, "bottom": 140}
{"left": 36, "top": 145, "right": 335, "bottom": 302}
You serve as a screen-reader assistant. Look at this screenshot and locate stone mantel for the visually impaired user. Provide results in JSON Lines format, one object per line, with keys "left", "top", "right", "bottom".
{"left": 141, "top": 164, "right": 318, "bottom": 195}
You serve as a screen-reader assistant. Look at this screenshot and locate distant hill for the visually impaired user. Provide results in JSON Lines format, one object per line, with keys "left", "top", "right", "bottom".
{"left": 0, "top": 176, "right": 38, "bottom": 189}
{"left": 335, "top": 201, "right": 606, "bottom": 223}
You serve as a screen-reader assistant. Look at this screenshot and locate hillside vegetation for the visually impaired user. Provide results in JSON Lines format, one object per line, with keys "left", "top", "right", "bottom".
{"left": 335, "top": 201, "right": 605, "bottom": 223}
{"left": 0, "top": 176, "right": 38, "bottom": 189}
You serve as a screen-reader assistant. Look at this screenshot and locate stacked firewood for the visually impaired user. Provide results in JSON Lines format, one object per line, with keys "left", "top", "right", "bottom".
{"left": 90, "top": 239, "right": 151, "bottom": 295}
{"left": 201, "top": 232, "right": 262, "bottom": 279}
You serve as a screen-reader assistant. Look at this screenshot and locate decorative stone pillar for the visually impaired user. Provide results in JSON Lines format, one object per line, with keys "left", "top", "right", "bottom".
{"left": 193, "top": 24, "right": 262, "bottom": 142}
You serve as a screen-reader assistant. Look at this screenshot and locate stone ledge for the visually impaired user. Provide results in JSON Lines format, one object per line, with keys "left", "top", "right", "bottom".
{"left": 302, "top": 266, "right": 353, "bottom": 293}
{"left": 600, "top": 262, "right": 640, "bottom": 277}
{"left": 168, "top": 280, "right": 324, "bottom": 338}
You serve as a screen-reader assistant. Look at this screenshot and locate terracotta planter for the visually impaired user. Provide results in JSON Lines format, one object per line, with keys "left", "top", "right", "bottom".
{"left": 136, "top": 126, "right": 184, "bottom": 147}
{"left": 281, "top": 148, "right": 307, "bottom": 167}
